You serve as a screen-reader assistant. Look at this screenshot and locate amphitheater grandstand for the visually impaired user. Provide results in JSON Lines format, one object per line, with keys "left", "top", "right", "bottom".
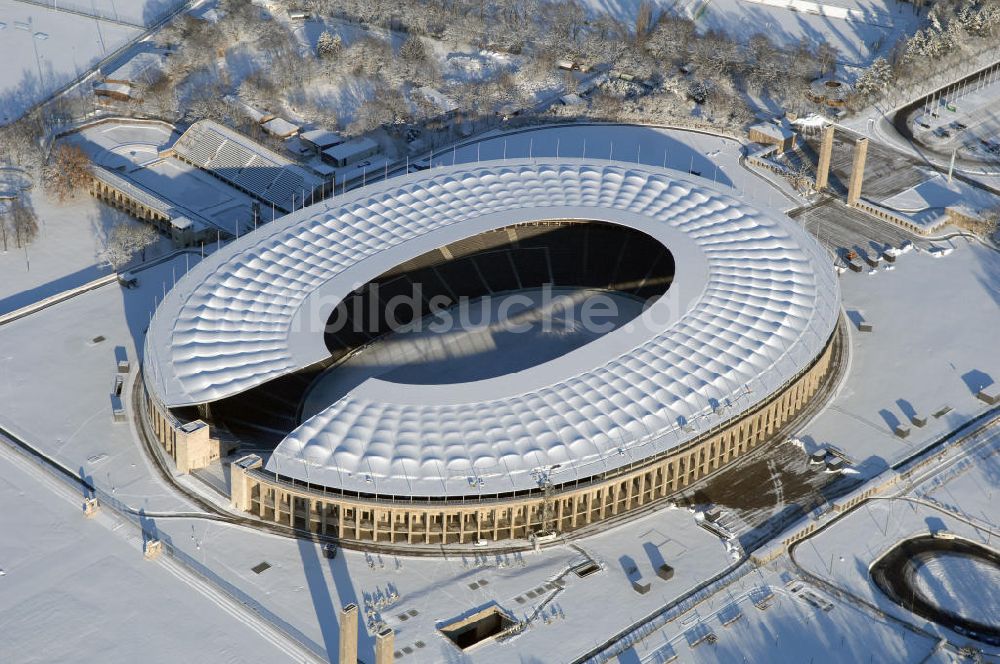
{"left": 171, "top": 119, "right": 322, "bottom": 213}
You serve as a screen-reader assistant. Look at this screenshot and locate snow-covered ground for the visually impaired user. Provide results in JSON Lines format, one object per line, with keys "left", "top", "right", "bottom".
{"left": 619, "top": 571, "right": 945, "bottom": 663}
{"left": 0, "top": 189, "right": 176, "bottom": 316}
{"left": 910, "top": 552, "right": 1000, "bottom": 623}
{"left": 662, "top": 0, "right": 923, "bottom": 68}
{"left": 0, "top": 445, "right": 296, "bottom": 664}
{"left": 600, "top": 422, "right": 1000, "bottom": 664}
{"left": 0, "top": 120, "right": 186, "bottom": 315}
{"left": 0, "top": 1, "right": 143, "bottom": 124}
{"left": 793, "top": 424, "right": 1000, "bottom": 651}
{"left": 876, "top": 171, "right": 1000, "bottom": 229}
{"left": 879, "top": 171, "right": 1000, "bottom": 213}
{"left": 0, "top": 254, "right": 200, "bottom": 512}
{"left": 916, "top": 429, "right": 1000, "bottom": 528}
{"left": 799, "top": 240, "right": 1000, "bottom": 474}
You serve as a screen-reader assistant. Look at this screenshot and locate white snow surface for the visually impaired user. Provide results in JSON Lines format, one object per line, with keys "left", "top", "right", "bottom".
{"left": 800, "top": 240, "right": 1000, "bottom": 472}
{"left": 880, "top": 171, "right": 1000, "bottom": 213}
{"left": 0, "top": 448, "right": 291, "bottom": 664}
{"left": 571, "top": 0, "right": 922, "bottom": 69}
{"left": 0, "top": 1, "right": 142, "bottom": 124}
{"left": 911, "top": 553, "right": 1000, "bottom": 623}
{"left": 144, "top": 159, "right": 839, "bottom": 496}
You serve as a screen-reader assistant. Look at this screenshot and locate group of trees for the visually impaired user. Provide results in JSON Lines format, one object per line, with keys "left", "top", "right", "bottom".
{"left": 121, "top": 0, "right": 861, "bottom": 141}
{"left": 853, "top": 0, "right": 1000, "bottom": 106}
{"left": 0, "top": 198, "right": 39, "bottom": 251}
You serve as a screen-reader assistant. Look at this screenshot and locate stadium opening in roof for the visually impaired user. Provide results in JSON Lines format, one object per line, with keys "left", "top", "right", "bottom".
{"left": 140, "top": 159, "right": 842, "bottom": 546}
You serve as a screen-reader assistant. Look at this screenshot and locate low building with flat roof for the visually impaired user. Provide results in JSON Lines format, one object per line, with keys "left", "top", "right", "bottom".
{"left": 300, "top": 129, "right": 345, "bottom": 154}
{"left": 748, "top": 121, "right": 796, "bottom": 153}
{"left": 261, "top": 117, "right": 300, "bottom": 139}
{"left": 321, "top": 137, "right": 380, "bottom": 168}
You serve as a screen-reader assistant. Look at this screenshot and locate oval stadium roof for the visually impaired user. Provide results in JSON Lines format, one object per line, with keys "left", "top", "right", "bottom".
{"left": 144, "top": 160, "right": 839, "bottom": 497}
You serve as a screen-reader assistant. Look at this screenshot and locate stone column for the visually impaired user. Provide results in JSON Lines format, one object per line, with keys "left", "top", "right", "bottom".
{"left": 815, "top": 124, "right": 834, "bottom": 191}
{"left": 338, "top": 603, "right": 358, "bottom": 664}
{"left": 374, "top": 627, "right": 394, "bottom": 664}
{"left": 847, "top": 137, "right": 868, "bottom": 206}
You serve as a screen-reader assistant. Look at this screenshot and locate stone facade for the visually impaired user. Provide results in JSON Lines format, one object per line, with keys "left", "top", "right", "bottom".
{"left": 143, "top": 390, "right": 233, "bottom": 473}
{"left": 203, "top": 328, "right": 841, "bottom": 545}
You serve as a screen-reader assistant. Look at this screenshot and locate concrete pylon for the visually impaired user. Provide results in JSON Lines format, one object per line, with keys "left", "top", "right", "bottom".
{"left": 375, "top": 627, "right": 395, "bottom": 664}
{"left": 847, "top": 137, "right": 869, "bottom": 206}
{"left": 815, "top": 124, "right": 835, "bottom": 191}
{"left": 339, "top": 604, "right": 358, "bottom": 664}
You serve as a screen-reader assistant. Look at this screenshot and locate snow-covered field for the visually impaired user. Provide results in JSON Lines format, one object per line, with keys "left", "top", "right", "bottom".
{"left": 877, "top": 171, "right": 1000, "bottom": 230}
{"left": 0, "top": 255, "right": 199, "bottom": 512}
{"left": 0, "top": 190, "right": 176, "bottom": 316}
{"left": 799, "top": 240, "right": 1000, "bottom": 474}
{"left": 793, "top": 423, "right": 1000, "bottom": 651}
{"left": 620, "top": 572, "right": 944, "bottom": 664}
{"left": 910, "top": 552, "right": 1000, "bottom": 623}
{"left": 604, "top": 418, "right": 1000, "bottom": 664}
{"left": 880, "top": 171, "right": 1000, "bottom": 213}
{"left": 0, "top": 446, "right": 294, "bottom": 664}
{"left": 0, "top": 1, "right": 143, "bottom": 124}
{"left": 0, "top": 121, "right": 183, "bottom": 316}
{"left": 663, "top": 0, "right": 923, "bottom": 68}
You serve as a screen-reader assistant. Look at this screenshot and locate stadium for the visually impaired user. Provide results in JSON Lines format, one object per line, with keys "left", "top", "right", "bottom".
{"left": 140, "top": 159, "right": 842, "bottom": 546}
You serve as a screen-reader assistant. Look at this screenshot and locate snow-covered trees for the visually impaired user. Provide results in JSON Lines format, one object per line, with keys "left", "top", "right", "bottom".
{"left": 348, "top": 85, "right": 410, "bottom": 134}
{"left": 899, "top": 0, "right": 1000, "bottom": 67}
{"left": 317, "top": 31, "right": 343, "bottom": 59}
{"left": 645, "top": 17, "right": 696, "bottom": 66}
{"left": 854, "top": 57, "right": 894, "bottom": 100}
{"left": 102, "top": 222, "right": 159, "bottom": 271}
{"left": 0, "top": 113, "right": 46, "bottom": 171}
{"left": 399, "top": 36, "right": 427, "bottom": 63}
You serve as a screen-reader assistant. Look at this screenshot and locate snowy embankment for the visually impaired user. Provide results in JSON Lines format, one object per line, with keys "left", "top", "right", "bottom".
{"left": 0, "top": 1, "right": 142, "bottom": 124}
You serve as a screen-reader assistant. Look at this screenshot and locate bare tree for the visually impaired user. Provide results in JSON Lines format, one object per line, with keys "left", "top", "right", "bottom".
{"left": 0, "top": 202, "right": 9, "bottom": 252}
{"left": 44, "top": 144, "right": 93, "bottom": 202}
{"left": 9, "top": 198, "right": 38, "bottom": 248}
{"left": 816, "top": 41, "right": 840, "bottom": 77}
{"left": 634, "top": 0, "right": 656, "bottom": 43}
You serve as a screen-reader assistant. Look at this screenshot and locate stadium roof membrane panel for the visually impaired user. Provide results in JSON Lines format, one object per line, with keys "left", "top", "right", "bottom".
{"left": 144, "top": 160, "right": 839, "bottom": 497}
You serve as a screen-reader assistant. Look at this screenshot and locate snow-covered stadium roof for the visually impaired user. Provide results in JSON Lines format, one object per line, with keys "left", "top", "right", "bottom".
{"left": 144, "top": 160, "right": 839, "bottom": 497}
